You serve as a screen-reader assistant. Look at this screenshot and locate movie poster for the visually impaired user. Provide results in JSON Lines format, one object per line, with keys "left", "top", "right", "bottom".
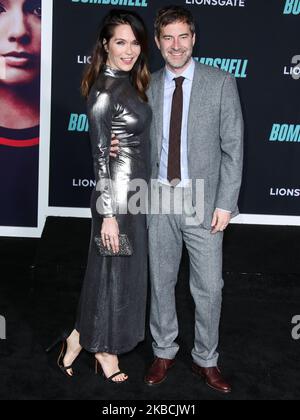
{"left": 0, "top": 0, "right": 41, "bottom": 231}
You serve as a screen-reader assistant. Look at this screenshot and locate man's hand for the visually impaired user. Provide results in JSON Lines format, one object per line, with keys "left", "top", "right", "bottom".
{"left": 110, "top": 134, "right": 120, "bottom": 158}
{"left": 211, "top": 209, "right": 231, "bottom": 234}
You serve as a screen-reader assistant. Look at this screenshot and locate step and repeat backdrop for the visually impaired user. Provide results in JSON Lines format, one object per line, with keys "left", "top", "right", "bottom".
{"left": 0, "top": 0, "right": 299, "bottom": 237}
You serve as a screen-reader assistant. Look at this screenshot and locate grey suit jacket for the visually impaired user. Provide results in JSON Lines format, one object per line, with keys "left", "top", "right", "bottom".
{"left": 147, "top": 62, "right": 244, "bottom": 230}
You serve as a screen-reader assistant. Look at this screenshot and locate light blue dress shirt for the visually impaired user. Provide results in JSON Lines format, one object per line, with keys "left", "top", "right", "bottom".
{"left": 158, "top": 59, "right": 195, "bottom": 188}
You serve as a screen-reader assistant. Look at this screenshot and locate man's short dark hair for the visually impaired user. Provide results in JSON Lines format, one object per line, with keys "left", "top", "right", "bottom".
{"left": 155, "top": 5, "right": 196, "bottom": 38}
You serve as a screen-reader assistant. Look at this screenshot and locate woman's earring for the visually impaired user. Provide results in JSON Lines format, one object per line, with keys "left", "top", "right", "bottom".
{"left": 103, "top": 40, "right": 108, "bottom": 53}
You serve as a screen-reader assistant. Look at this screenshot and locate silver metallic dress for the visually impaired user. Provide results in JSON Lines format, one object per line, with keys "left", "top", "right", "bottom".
{"left": 75, "top": 66, "right": 152, "bottom": 354}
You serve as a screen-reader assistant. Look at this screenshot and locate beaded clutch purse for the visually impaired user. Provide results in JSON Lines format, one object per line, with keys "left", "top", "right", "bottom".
{"left": 94, "top": 234, "right": 133, "bottom": 257}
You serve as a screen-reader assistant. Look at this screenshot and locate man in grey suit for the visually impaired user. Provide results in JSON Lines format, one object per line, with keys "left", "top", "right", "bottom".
{"left": 143, "top": 6, "right": 243, "bottom": 394}
{"left": 111, "top": 6, "right": 243, "bottom": 393}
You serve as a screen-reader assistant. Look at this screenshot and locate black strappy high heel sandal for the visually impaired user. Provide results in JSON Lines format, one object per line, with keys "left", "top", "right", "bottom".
{"left": 46, "top": 332, "right": 75, "bottom": 378}
{"left": 95, "top": 359, "right": 128, "bottom": 384}
{"left": 57, "top": 341, "right": 75, "bottom": 377}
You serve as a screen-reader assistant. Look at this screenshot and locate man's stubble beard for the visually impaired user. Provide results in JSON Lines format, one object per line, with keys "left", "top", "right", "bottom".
{"left": 163, "top": 49, "right": 193, "bottom": 71}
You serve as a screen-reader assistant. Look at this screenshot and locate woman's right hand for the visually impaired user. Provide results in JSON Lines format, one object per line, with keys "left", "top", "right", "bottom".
{"left": 101, "top": 217, "right": 119, "bottom": 254}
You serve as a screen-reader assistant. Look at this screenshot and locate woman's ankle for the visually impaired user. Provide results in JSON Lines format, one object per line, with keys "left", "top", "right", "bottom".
{"left": 96, "top": 352, "right": 116, "bottom": 358}
{"left": 66, "top": 332, "right": 82, "bottom": 353}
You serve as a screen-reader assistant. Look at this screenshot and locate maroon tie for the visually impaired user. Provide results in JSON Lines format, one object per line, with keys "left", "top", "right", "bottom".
{"left": 168, "top": 76, "right": 184, "bottom": 186}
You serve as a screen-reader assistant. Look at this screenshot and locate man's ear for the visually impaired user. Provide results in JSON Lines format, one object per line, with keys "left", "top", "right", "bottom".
{"left": 154, "top": 36, "right": 161, "bottom": 50}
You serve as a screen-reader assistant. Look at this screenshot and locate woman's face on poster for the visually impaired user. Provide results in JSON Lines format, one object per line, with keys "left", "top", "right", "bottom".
{"left": 0, "top": 0, "right": 41, "bottom": 86}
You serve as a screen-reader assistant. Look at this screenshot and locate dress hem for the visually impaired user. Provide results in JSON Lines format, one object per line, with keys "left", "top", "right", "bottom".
{"left": 80, "top": 336, "right": 145, "bottom": 355}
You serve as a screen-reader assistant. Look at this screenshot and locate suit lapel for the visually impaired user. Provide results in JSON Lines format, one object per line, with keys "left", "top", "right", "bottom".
{"left": 187, "top": 64, "right": 207, "bottom": 162}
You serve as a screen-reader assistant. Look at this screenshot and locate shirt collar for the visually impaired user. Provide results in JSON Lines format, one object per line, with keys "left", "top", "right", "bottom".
{"left": 165, "top": 58, "right": 195, "bottom": 86}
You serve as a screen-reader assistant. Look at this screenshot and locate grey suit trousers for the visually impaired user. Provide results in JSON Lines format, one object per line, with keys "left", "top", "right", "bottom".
{"left": 148, "top": 182, "right": 224, "bottom": 368}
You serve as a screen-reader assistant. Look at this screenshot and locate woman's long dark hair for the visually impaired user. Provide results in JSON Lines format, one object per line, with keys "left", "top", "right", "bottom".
{"left": 81, "top": 9, "right": 150, "bottom": 102}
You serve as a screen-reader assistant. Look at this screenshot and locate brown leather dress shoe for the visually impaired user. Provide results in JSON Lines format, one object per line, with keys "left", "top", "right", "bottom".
{"left": 144, "top": 357, "right": 175, "bottom": 386}
{"left": 192, "top": 363, "right": 232, "bottom": 394}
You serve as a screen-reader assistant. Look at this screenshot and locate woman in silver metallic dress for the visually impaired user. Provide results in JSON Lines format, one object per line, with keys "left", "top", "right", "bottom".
{"left": 53, "top": 10, "right": 151, "bottom": 383}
